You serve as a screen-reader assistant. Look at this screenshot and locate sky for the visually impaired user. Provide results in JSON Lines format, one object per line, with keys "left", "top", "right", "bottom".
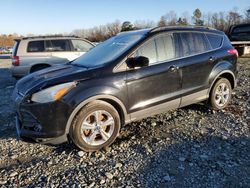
{"left": 1, "top": 0, "right": 249, "bottom": 35}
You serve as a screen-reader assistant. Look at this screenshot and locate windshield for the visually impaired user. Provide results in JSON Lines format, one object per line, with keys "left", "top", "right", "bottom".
{"left": 72, "top": 31, "right": 146, "bottom": 67}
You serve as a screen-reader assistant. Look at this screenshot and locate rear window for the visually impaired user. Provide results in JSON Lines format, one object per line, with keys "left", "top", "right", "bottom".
{"left": 206, "top": 34, "right": 223, "bottom": 49}
{"left": 27, "top": 41, "right": 45, "bottom": 52}
{"left": 232, "top": 25, "right": 250, "bottom": 33}
{"left": 48, "top": 40, "right": 71, "bottom": 51}
{"left": 179, "top": 32, "right": 211, "bottom": 56}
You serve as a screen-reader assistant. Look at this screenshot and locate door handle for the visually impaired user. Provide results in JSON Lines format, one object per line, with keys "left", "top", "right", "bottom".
{"left": 209, "top": 57, "right": 215, "bottom": 62}
{"left": 169, "top": 65, "right": 179, "bottom": 72}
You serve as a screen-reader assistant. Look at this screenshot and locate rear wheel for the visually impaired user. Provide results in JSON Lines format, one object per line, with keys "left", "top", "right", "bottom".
{"left": 70, "top": 100, "right": 121, "bottom": 152}
{"left": 209, "top": 78, "right": 232, "bottom": 110}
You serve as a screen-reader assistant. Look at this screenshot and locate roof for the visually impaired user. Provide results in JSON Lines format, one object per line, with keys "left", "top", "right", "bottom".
{"left": 16, "top": 35, "right": 81, "bottom": 41}
{"left": 149, "top": 25, "right": 224, "bottom": 35}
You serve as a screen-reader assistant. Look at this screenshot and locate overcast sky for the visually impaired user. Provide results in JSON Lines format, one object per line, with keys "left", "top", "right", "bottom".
{"left": 1, "top": 0, "right": 249, "bottom": 35}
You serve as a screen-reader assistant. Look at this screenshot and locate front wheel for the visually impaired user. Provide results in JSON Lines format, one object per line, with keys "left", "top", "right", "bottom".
{"left": 70, "top": 100, "right": 121, "bottom": 152}
{"left": 209, "top": 78, "right": 232, "bottom": 110}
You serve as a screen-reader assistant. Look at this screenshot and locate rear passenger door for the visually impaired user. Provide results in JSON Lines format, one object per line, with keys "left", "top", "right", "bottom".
{"left": 175, "top": 32, "right": 213, "bottom": 106}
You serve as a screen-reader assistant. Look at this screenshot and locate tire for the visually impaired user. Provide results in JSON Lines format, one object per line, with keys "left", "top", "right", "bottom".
{"left": 209, "top": 78, "right": 232, "bottom": 110}
{"left": 70, "top": 100, "right": 121, "bottom": 152}
{"left": 30, "top": 65, "right": 50, "bottom": 73}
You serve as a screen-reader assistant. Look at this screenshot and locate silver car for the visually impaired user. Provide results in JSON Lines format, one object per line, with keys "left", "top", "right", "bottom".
{"left": 11, "top": 36, "right": 95, "bottom": 77}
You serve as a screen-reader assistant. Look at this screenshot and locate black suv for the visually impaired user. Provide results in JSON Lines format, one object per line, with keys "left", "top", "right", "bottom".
{"left": 13, "top": 26, "right": 238, "bottom": 151}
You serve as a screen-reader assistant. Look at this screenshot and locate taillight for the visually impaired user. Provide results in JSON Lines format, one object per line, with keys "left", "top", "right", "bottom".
{"left": 12, "top": 56, "right": 20, "bottom": 66}
{"left": 227, "top": 49, "right": 238, "bottom": 57}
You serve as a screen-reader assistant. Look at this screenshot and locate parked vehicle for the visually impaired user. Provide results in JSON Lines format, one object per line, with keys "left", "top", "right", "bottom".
{"left": 11, "top": 36, "right": 95, "bottom": 77}
{"left": 228, "top": 23, "right": 250, "bottom": 56}
{"left": 12, "top": 26, "right": 238, "bottom": 151}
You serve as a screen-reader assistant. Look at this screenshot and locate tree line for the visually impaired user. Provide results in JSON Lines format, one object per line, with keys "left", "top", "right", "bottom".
{"left": 72, "top": 7, "right": 250, "bottom": 42}
{"left": 1, "top": 7, "right": 250, "bottom": 46}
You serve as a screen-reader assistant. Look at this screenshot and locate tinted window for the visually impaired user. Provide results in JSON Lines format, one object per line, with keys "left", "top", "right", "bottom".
{"left": 206, "top": 34, "right": 223, "bottom": 49}
{"left": 71, "top": 40, "right": 93, "bottom": 52}
{"left": 27, "top": 41, "right": 45, "bottom": 52}
{"left": 155, "top": 34, "right": 175, "bottom": 62}
{"left": 48, "top": 40, "right": 71, "bottom": 51}
{"left": 232, "top": 25, "right": 250, "bottom": 33}
{"left": 179, "top": 32, "right": 211, "bottom": 56}
{"left": 136, "top": 38, "right": 157, "bottom": 64}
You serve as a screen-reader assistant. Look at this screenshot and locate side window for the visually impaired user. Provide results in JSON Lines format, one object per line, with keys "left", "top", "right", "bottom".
{"left": 71, "top": 40, "right": 93, "bottom": 52}
{"left": 155, "top": 34, "right": 175, "bottom": 62}
{"left": 49, "top": 40, "right": 71, "bottom": 51}
{"left": 179, "top": 32, "right": 211, "bottom": 56}
{"left": 135, "top": 38, "right": 157, "bottom": 64}
{"left": 206, "top": 34, "right": 223, "bottom": 49}
{"left": 27, "top": 41, "right": 45, "bottom": 52}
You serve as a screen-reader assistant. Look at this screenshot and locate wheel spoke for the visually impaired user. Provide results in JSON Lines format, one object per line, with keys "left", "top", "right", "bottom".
{"left": 215, "top": 96, "right": 222, "bottom": 104}
{"left": 100, "top": 129, "right": 110, "bottom": 141}
{"left": 101, "top": 118, "right": 114, "bottom": 127}
{"left": 94, "top": 111, "right": 102, "bottom": 123}
{"left": 88, "top": 131, "right": 98, "bottom": 144}
{"left": 81, "top": 122, "right": 95, "bottom": 130}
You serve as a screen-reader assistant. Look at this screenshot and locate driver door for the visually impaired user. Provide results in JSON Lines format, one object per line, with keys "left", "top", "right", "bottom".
{"left": 126, "top": 33, "right": 182, "bottom": 120}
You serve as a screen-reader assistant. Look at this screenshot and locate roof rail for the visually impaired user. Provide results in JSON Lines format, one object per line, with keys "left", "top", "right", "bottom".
{"left": 150, "top": 25, "right": 216, "bottom": 33}
{"left": 21, "top": 35, "right": 81, "bottom": 40}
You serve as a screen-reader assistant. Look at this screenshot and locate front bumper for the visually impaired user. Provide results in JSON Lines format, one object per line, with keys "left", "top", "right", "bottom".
{"left": 14, "top": 95, "right": 71, "bottom": 144}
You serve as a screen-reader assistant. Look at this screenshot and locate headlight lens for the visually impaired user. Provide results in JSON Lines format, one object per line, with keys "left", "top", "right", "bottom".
{"left": 31, "top": 82, "right": 76, "bottom": 103}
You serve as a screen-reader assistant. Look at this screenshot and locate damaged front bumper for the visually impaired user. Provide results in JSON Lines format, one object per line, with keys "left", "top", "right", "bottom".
{"left": 13, "top": 91, "right": 71, "bottom": 145}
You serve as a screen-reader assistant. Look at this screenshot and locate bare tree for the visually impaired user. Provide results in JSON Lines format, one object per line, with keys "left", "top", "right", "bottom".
{"left": 165, "top": 10, "right": 178, "bottom": 25}
{"left": 226, "top": 7, "right": 242, "bottom": 26}
{"left": 244, "top": 7, "right": 250, "bottom": 23}
{"left": 158, "top": 16, "right": 167, "bottom": 27}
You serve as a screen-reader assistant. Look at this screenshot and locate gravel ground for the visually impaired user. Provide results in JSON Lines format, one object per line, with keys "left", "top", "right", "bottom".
{"left": 0, "top": 58, "right": 249, "bottom": 188}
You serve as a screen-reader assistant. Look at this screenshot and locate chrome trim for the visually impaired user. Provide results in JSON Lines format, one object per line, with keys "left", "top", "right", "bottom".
{"left": 130, "top": 98, "right": 180, "bottom": 122}
{"left": 180, "top": 89, "right": 209, "bottom": 108}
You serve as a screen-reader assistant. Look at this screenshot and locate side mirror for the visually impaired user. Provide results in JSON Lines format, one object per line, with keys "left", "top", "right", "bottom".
{"left": 126, "top": 56, "right": 149, "bottom": 69}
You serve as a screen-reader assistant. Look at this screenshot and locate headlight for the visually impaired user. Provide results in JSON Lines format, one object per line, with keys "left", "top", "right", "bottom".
{"left": 31, "top": 82, "right": 76, "bottom": 103}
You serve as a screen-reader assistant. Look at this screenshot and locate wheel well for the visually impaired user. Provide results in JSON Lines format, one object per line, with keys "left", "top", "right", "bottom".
{"left": 30, "top": 64, "right": 50, "bottom": 72}
{"left": 217, "top": 72, "right": 235, "bottom": 89}
{"left": 100, "top": 98, "right": 125, "bottom": 125}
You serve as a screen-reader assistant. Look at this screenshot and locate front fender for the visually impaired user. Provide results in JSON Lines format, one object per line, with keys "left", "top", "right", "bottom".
{"left": 63, "top": 84, "right": 129, "bottom": 134}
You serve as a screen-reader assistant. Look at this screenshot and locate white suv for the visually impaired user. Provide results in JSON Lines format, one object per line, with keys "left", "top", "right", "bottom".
{"left": 11, "top": 36, "right": 95, "bottom": 77}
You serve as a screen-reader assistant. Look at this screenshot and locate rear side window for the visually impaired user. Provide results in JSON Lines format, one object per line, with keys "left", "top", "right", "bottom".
{"left": 71, "top": 40, "right": 93, "bottom": 52}
{"left": 27, "top": 41, "right": 45, "bottom": 52}
{"left": 155, "top": 34, "right": 176, "bottom": 62}
{"left": 206, "top": 34, "right": 223, "bottom": 49}
{"left": 48, "top": 40, "right": 71, "bottom": 51}
{"left": 135, "top": 38, "right": 157, "bottom": 64}
{"left": 179, "top": 32, "right": 211, "bottom": 56}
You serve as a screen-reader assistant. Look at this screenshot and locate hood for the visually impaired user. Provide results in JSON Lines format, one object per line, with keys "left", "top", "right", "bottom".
{"left": 16, "top": 64, "right": 92, "bottom": 96}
